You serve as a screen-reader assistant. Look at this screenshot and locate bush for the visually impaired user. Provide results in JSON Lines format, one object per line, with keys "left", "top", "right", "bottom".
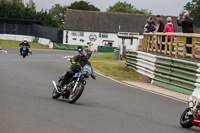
{"left": 194, "top": 28, "right": 200, "bottom": 34}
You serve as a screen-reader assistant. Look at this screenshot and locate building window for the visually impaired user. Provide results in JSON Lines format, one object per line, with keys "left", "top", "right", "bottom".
{"left": 71, "top": 31, "right": 84, "bottom": 36}
{"left": 99, "top": 33, "right": 108, "bottom": 38}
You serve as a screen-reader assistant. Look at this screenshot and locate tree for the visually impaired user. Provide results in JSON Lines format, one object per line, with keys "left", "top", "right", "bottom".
{"left": 134, "top": 9, "right": 152, "bottom": 15}
{"left": 26, "top": 0, "right": 36, "bottom": 11}
{"left": 67, "top": 1, "right": 100, "bottom": 11}
{"left": 107, "top": 1, "right": 152, "bottom": 15}
{"left": 181, "top": 0, "right": 200, "bottom": 27}
{"left": 36, "top": 9, "right": 59, "bottom": 27}
{"left": 0, "top": 0, "right": 59, "bottom": 28}
{"left": 49, "top": 4, "right": 67, "bottom": 29}
{"left": 107, "top": 1, "right": 135, "bottom": 13}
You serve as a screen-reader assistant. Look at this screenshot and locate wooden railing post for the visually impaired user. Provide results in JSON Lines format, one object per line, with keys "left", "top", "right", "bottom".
{"left": 183, "top": 37, "right": 187, "bottom": 57}
{"left": 175, "top": 36, "right": 180, "bottom": 58}
{"left": 159, "top": 36, "right": 163, "bottom": 53}
{"left": 192, "top": 37, "right": 196, "bottom": 58}
{"left": 169, "top": 36, "right": 173, "bottom": 56}
{"left": 155, "top": 35, "right": 158, "bottom": 52}
{"left": 164, "top": 36, "right": 168, "bottom": 55}
{"left": 145, "top": 35, "right": 148, "bottom": 51}
{"left": 147, "top": 35, "right": 150, "bottom": 52}
{"left": 151, "top": 36, "right": 155, "bottom": 52}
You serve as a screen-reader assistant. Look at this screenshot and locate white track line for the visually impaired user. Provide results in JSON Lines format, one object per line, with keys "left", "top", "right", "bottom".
{"left": 94, "top": 71, "right": 187, "bottom": 103}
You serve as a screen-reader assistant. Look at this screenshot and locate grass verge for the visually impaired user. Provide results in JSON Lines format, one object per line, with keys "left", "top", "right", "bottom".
{"left": 0, "top": 40, "right": 48, "bottom": 49}
{"left": 90, "top": 53, "right": 150, "bottom": 82}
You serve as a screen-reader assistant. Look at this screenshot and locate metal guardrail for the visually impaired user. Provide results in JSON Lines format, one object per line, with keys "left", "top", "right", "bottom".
{"left": 126, "top": 51, "right": 200, "bottom": 96}
{"left": 153, "top": 56, "right": 199, "bottom": 95}
{"left": 114, "top": 49, "right": 119, "bottom": 60}
{"left": 126, "top": 50, "right": 156, "bottom": 79}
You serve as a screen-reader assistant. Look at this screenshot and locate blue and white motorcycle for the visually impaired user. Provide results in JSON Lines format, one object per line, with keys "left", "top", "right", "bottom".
{"left": 52, "top": 64, "right": 93, "bottom": 104}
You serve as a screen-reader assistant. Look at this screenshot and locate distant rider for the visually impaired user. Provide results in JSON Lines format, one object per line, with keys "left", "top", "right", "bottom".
{"left": 58, "top": 48, "right": 96, "bottom": 89}
{"left": 19, "top": 39, "right": 30, "bottom": 56}
{"left": 77, "top": 46, "right": 83, "bottom": 55}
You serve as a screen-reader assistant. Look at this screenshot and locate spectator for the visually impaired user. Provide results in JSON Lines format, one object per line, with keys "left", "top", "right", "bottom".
{"left": 144, "top": 21, "right": 156, "bottom": 49}
{"left": 149, "top": 16, "right": 155, "bottom": 26}
{"left": 156, "top": 15, "right": 165, "bottom": 50}
{"left": 144, "top": 21, "right": 156, "bottom": 33}
{"left": 144, "top": 19, "right": 149, "bottom": 33}
{"left": 163, "top": 17, "right": 175, "bottom": 50}
{"left": 177, "top": 12, "right": 194, "bottom": 54}
{"left": 156, "top": 15, "right": 165, "bottom": 32}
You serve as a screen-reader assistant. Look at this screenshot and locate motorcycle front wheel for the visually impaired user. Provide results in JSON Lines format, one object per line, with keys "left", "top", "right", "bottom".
{"left": 52, "top": 88, "right": 61, "bottom": 99}
{"left": 22, "top": 51, "right": 26, "bottom": 58}
{"left": 68, "top": 82, "right": 84, "bottom": 104}
{"left": 180, "top": 108, "right": 194, "bottom": 128}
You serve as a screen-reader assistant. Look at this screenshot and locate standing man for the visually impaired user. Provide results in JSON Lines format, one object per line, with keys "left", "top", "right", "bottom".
{"left": 156, "top": 15, "right": 165, "bottom": 50}
{"left": 156, "top": 15, "right": 165, "bottom": 32}
{"left": 177, "top": 12, "right": 194, "bottom": 54}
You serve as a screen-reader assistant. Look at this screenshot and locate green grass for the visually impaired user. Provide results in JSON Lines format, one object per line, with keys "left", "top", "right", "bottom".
{"left": 90, "top": 53, "right": 114, "bottom": 61}
{"left": 89, "top": 53, "right": 148, "bottom": 81}
{"left": 0, "top": 40, "right": 48, "bottom": 49}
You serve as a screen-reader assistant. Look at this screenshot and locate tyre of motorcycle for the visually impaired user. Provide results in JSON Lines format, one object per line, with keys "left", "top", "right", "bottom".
{"left": 180, "top": 108, "right": 194, "bottom": 128}
{"left": 52, "top": 87, "right": 61, "bottom": 99}
{"left": 22, "top": 50, "right": 27, "bottom": 58}
{"left": 68, "top": 82, "right": 84, "bottom": 104}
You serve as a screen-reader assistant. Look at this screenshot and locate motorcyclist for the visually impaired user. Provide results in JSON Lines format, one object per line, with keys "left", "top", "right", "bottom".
{"left": 19, "top": 39, "right": 30, "bottom": 56}
{"left": 58, "top": 48, "right": 96, "bottom": 89}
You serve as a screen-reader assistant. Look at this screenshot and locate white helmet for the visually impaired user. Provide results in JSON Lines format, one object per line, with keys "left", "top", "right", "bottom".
{"left": 24, "top": 39, "right": 27, "bottom": 42}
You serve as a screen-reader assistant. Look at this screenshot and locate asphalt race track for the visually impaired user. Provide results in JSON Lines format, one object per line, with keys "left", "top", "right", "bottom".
{"left": 0, "top": 48, "right": 199, "bottom": 133}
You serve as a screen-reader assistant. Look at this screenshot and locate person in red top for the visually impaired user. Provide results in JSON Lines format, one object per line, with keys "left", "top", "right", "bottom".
{"left": 163, "top": 17, "right": 175, "bottom": 50}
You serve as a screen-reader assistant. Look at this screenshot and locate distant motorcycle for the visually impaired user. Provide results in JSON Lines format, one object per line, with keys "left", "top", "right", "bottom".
{"left": 21, "top": 46, "right": 32, "bottom": 58}
{"left": 180, "top": 94, "right": 200, "bottom": 128}
{"left": 52, "top": 64, "right": 94, "bottom": 104}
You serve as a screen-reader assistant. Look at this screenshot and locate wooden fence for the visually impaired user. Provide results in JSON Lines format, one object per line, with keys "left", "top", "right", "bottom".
{"left": 142, "top": 32, "right": 200, "bottom": 58}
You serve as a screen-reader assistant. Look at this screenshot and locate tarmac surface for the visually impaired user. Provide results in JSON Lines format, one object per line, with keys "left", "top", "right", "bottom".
{"left": 0, "top": 48, "right": 199, "bottom": 133}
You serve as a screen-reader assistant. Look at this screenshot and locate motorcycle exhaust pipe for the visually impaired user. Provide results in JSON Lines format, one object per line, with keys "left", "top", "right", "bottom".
{"left": 52, "top": 80, "right": 62, "bottom": 94}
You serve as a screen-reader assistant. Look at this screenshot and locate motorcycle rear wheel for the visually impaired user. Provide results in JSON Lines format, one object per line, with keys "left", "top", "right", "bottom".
{"left": 180, "top": 108, "right": 194, "bottom": 128}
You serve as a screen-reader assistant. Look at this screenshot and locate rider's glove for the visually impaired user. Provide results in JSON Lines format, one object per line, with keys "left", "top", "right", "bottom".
{"left": 72, "top": 62, "right": 76, "bottom": 65}
{"left": 91, "top": 74, "right": 96, "bottom": 80}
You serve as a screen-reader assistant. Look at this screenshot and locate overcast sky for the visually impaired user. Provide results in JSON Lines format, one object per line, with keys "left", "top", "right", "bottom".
{"left": 23, "top": 0, "right": 191, "bottom": 16}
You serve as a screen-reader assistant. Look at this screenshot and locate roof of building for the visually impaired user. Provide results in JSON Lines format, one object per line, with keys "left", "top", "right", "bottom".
{"left": 64, "top": 9, "right": 182, "bottom": 34}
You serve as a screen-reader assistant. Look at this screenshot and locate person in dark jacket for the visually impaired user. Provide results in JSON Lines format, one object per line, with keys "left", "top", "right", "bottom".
{"left": 156, "top": 15, "right": 165, "bottom": 32}
{"left": 145, "top": 21, "right": 156, "bottom": 33}
{"left": 58, "top": 48, "right": 96, "bottom": 89}
{"left": 177, "top": 12, "right": 194, "bottom": 54}
{"left": 19, "top": 39, "right": 30, "bottom": 56}
{"left": 156, "top": 15, "right": 165, "bottom": 50}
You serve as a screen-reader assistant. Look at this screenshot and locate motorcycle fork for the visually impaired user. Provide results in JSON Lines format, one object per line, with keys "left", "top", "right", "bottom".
{"left": 72, "top": 77, "right": 80, "bottom": 93}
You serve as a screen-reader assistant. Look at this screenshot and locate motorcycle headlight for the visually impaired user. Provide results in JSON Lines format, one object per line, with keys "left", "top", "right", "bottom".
{"left": 83, "top": 72, "right": 89, "bottom": 78}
